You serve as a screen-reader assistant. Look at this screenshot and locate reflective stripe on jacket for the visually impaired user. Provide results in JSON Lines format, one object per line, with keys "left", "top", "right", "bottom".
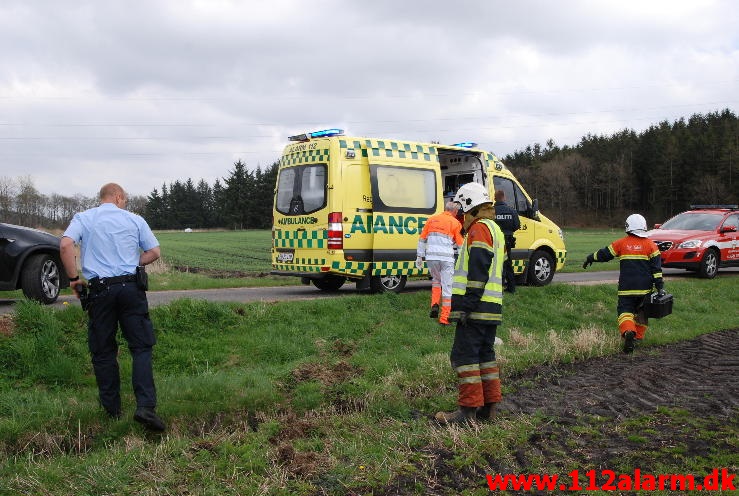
{"left": 451, "top": 218, "right": 504, "bottom": 323}
{"left": 591, "top": 235, "right": 663, "bottom": 296}
{"left": 417, "top": 211, "right": 464, "bottom": 262}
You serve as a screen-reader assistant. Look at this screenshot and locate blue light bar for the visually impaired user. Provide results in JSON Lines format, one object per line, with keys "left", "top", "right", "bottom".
{"left": 451, "top": 141, "right": 478, "bottom": 149}
{"left": 288, "top": 128, "right": 344, "bottom": 142}
{"left": 310, "top": 128, "right": 344, "bottom": 138}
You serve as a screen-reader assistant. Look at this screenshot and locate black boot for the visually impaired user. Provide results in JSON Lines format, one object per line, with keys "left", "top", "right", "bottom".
{"left": 623, "top": 331, "right": 636, "bottom": 354}
{"left": 134, "top": 407, "right": 166, "bottom": 432}
{"left": 434, "top": 406, "right": 477, "bottom": 425}
{"left": 476, "top": 402, "right": 498, "bottom": 421}
{"left": 429, "top": 304, "right": 440, "bottom": 318}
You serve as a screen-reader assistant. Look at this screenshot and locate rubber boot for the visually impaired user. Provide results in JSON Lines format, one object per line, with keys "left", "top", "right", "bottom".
{"left": 622, "top": 330, "right": 636, "bottom": 354}
{"left": 439, "top": 304, "right": 451, "bottom": 325}
{"left": 476, "top": 402, "right": 498, "bottom": 421}
{"left": 434, "top": 406, "right": 477, "bottom": 425}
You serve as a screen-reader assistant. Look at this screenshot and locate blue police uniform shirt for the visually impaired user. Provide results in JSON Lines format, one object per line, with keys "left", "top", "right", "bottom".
{"left": 63, "top": 203, "right": 159, "bottom": 280}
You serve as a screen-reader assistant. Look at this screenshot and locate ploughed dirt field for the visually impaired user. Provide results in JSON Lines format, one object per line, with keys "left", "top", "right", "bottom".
{"left": 375, "top": 328, "right": 739, "bottom": 495}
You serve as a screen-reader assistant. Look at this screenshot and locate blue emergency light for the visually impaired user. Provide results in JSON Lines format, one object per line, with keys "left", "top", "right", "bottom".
{"left": 288, "top": 128, "right": 344, "bottom": 142}
{"left": 452, "top": 141, "right": 478, "bottom": 149}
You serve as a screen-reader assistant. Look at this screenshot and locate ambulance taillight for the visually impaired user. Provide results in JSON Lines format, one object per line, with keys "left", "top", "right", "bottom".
{"left": 327, "top": 212, "right": 343, "bottom": 249}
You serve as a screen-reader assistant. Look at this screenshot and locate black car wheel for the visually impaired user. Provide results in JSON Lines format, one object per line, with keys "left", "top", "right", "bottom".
{"left": 526, "top": 250, "right": 555, "bottom": 286}
{"left": 697, "top": 249, "right": 719, "bottom": 279}
{"left": 312, "top": 275, "right": 347, "bottom": 291}
{"left": 21, "top": 253, "right": 61, "bottom": 304}
{"left": 370, "top": 275, "right": 407, "bottom": 293}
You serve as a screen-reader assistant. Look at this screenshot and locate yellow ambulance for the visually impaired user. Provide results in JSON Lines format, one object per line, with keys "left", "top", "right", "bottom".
{"left": 271, "top": 129, "right": 566, "bottom": 292}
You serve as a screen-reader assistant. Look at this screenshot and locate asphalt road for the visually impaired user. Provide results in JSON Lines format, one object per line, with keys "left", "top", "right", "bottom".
{"left": 1, "top": 267, "right": 737, "bottom": 315}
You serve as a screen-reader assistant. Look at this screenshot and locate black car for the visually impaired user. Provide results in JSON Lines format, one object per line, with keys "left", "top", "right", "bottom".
{"left": 0, "top": 223, "right": 67, "bottom": 304}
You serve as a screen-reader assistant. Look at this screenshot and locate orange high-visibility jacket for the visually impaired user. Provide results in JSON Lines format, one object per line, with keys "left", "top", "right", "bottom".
{"left": 417, "top": 211, "right": 464, "bottom": 263}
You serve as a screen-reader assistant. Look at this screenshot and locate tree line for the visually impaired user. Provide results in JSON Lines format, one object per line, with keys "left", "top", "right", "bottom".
{"left": 503, "top": 109, "right": 738, "bottom": 227}
{"left": 144, "top": 161, "right": 278, "bottom": 230}
{"left": 0, "top": 176, "right": 144, "bottom": 229}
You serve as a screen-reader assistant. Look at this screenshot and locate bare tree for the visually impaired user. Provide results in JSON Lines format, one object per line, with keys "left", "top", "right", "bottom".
{"left": 15, "top": 176, "right": 45, "bottom": 227}
{"left": 0, "top": 176, "right": 17, "bottom": 222}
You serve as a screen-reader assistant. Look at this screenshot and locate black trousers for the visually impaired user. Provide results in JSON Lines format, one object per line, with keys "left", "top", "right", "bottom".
{"left": 87, "top": 282, "right": 157, "bottom": 413}
{"left": 450, "top": 319, "right": 498, "bottom": 369}
{"left": 503, "top": 236, "right": 516, "bottom": 291}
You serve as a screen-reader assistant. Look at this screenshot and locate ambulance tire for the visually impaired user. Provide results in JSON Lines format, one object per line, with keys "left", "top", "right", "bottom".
{"left": 370, "top": 275, "right": 407, "bottom": 293}
{"left": 312, "top": 275, "right": 347, "bottom": 291}
{"left": 526, "top": 250, "right": 555, "bottom": 286}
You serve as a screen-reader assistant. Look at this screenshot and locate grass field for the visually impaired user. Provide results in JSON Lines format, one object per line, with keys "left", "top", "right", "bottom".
{"left": 156, "top": 228, "right": 626, "bottom": 276}
{"left": 0, "top": 275, "right": 737, "bottom": 494}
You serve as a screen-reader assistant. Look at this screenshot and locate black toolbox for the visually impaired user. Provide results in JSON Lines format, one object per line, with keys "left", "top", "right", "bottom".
{"left": 645, "top": 292, "right": 673, "bottom": 319}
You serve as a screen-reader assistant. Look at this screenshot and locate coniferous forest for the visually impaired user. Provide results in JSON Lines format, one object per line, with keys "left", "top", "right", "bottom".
{"left": 0, "top": 110, "right": 735, "bottom": 230}
{"left": 504, "top": 109, "right": 738, "bottom": 226}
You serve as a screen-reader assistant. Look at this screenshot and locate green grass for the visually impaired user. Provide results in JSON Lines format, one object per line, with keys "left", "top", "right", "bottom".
{"left": 0, "top": 277, "right": 737, "bottom": 494}
{"left": 155, "top": 229, "right": 273, "bottom": 273}
{"left": 155, "top": 228, "right": 629, "bottom": 275}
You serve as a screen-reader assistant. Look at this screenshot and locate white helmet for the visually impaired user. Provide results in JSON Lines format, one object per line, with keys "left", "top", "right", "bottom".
{"left": 625, "top": 214, "right": 648, "bottom": 237}
{"left": 453, "top": 183, "right": 492, "bottom": 213}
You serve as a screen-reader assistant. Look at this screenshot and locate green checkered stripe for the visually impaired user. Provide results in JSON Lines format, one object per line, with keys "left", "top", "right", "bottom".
{"left": 512, "top": 259, "right": 528, "bottom": 274}
{"left": 339, "top": 139, "right": 437, "bottom": 161}
{"left": 372, "top": 261, "right": 417, "bottom": 275}
{"left": 556, "top": 250, "right": 567, "bottom": 266}
{"left": 281, "top": 148, "right": 330, "bottom": 166}
{"left": 272, "top": 263, "right": 324, "bottom": 272}
{"left": 486, "top": 152, "right": 507, "bottom": 170}
{"left": 273, "top": 230, "right": 326, "bottom": 249}
{"left": 330, "top": 261, "right": 370, "bottom": 276}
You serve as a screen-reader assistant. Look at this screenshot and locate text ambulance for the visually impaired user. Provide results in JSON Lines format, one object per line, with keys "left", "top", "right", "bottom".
{"left": 271, "top": 129, "right": 566, "bottom": 292}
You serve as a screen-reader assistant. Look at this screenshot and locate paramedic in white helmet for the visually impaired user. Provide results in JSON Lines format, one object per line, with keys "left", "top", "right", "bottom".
{"left": 435, "top": 183, "right": 505, "bottom": 425}
{"left": 582, "top": 214, "right": 664, "bottom": 354}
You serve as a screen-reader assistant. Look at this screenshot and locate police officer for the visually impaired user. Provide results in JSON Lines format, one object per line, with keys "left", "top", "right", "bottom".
{"left": 60, "top": 183, "right": 165, "bottom": 431}
{"left": 493, "top": 190, "right": 520, "bottom": 293}
{"left": 435, "top": 183, "right": 505, "bottom": 424}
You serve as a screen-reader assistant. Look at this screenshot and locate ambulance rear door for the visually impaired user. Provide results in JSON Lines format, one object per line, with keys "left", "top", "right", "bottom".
{"left": 365, "top": 140, "right": 440, "bottom": 291}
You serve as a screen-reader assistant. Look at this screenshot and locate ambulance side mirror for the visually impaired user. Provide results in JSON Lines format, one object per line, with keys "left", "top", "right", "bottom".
{"left": 529, "top": 199, "right": 541, "bottom": 221}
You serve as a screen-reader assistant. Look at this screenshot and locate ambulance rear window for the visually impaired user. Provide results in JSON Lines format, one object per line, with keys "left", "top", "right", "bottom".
{"left": 275, "top": 164, "right": 327, "bottom": 215}
{"left": 371, "top": 165, "right": 436, "bottom": 214}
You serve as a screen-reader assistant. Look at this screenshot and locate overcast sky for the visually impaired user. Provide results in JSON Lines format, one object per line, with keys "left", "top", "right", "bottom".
{"left": 1, "top": 0, "right": 737, "bottom": 199}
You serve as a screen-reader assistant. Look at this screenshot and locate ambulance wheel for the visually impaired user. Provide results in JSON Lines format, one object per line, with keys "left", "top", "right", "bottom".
{"left": 370, "top": 275, "right": 406, "bottom": 293}
{"left": 527, "top": 250, "right": 555, "bottom": 286}
{"left": 312, "top": 275, "right": 347, "bottom": 291}
{"left": 697, "top": 249, "right": 719, "bottom": 279}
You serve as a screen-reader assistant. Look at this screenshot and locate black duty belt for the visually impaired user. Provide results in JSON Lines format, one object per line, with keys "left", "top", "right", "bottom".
{"left": 89, "top": 274, "right": 137, "bottom": 287}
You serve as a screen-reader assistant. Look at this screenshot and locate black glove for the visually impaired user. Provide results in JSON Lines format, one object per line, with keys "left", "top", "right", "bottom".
{"left": 582, "top": 254, "right": 594, "bottom": 269}
{"left": 458, "top": 311, "right": 470, "bottom": 326}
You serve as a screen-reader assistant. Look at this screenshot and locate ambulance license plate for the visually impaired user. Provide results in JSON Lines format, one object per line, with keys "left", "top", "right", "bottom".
{"left": 277, "top": 250, "right": 294, "bottom": 263}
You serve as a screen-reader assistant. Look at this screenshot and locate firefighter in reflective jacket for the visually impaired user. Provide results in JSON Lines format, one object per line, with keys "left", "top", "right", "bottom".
{"left": 416, "top": 201, "right": 464, "bottom": 324}
{"left": 582, "top": 214, "right": 664, "bottom": 354}
{"left": 435, "top": 183, "right": 505, "bottom": 424}
{"left": 494, "top": 190, "right": 521, "bottom": 293}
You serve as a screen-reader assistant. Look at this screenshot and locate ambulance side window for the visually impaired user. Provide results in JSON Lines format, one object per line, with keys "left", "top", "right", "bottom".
{"left": 370, "top": 165, "right": 437, "bottom": 214}
{"left": 275, "top": 164, "right": 327, "bottom": 215}
{"left": 493, "top": 177, "right": 532, "bottom": 218}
